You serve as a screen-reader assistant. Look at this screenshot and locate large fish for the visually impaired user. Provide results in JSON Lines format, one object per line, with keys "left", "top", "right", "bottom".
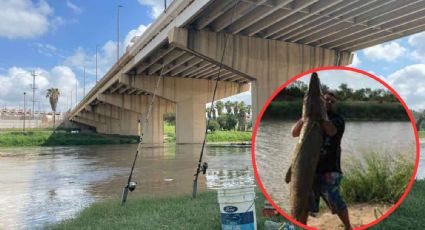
{"left": 286, "top": 72, "right": 327, "bottom": 224}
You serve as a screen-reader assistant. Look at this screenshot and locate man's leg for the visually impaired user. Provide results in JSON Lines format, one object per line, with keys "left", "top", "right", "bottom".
{"left": 320, "top": 172, "right": 352, "bottom": 230}
{"left": 337, "top": 207, "right": 352, "bottom": 230}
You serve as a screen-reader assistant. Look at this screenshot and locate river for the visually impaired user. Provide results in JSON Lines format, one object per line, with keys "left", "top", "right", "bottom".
{"left": 255, "top": 121, "right": 418, "bottom": 212}
{"left": 0, "top": 144, "right": 253, "bottom": 229}
{"left": 0, "top": 121, "right": 422, "bottom": 229}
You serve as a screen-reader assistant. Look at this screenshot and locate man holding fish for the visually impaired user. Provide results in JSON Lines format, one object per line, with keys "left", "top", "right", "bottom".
{"left": 287, "top": 73, "right": 352, "bottom": 230}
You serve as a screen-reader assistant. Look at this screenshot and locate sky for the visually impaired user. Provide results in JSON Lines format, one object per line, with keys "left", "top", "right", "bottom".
{"left": 0, "top": 0, "right": 425, "bottom": 112}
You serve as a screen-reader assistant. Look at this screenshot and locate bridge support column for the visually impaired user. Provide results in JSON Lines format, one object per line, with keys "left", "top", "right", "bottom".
{"left": 96, "top": 94, "right": 174, "bottom": 145}
{"left": 176, "top": 98, "right": 205, "bottom": 144}
{"left": 169, "top": 27, "right": 353, "bottom": 121}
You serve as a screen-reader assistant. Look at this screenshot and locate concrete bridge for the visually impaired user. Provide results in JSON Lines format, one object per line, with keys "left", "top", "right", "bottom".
{"left": 69, "top": 0, "right": 425, "bottom": 144}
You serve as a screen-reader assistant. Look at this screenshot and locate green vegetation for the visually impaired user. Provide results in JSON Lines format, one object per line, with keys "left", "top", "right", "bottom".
{"left": 164, "top": 123, "right": 252, "bottom": 143}
{"left": 419, "top": 131, "right": 425, "bottom": 138}
{"left": 341, "top": 152, "right": 414, "bottom": 204}
{"left": 207, "top": 131, "right": 252, "bottom": 142}
{"left": 0, "top": 131, "right": 138, "bottom": 147}
{"left": 52, "top": 192, "right": 299, "bottom": 230}
{"left": 264, "top": 100, "right": 409, "bottom": 121}
{"left": 267, "top": 80, "right": 408, "bottom": 121}
{"left": 370, "top": 180, "right": 425, "bottom": 230}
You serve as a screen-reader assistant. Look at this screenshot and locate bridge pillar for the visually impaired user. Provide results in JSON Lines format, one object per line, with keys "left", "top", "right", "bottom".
{"left": 95, "top": 94, "right": 173, "bottom": 145}
{"left": 176, "top": 97, "right": 205, "bottom": 144}
{"left": 169, "top": 28, "right": 353, "bottom": 121}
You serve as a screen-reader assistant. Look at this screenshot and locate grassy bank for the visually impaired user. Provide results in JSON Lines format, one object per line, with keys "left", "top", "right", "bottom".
{"left": 52, "top": 192, "right": 298, "bottom": 230}
{"left": 264, "top": 100, "right": 409, "bottom": 121}
{"left": 370, "top": 180, "right": 425, "bottom": 229}
{"left": 0, "top": 131, "right": 138, "bottom": 147}
{"left": 164, "top": 123, "right": 252, "bottom": 143}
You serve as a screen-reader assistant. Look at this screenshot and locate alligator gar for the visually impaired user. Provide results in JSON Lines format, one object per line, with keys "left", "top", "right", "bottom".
{"left": 288, "top": 72, "right": 327, "bottom": 224}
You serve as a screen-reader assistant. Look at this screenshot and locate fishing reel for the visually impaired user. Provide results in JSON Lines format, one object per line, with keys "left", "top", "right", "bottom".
{"left": 128, "top": 181, "right": 137, "bottom": 191}
{"left": 201, "top": 162, "right": 208, "bottom": 174}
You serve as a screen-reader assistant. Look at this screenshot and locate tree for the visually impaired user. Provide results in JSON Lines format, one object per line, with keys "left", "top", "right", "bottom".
{"left": 215, "top": 101, "right": 224, "bottom": 116}
{"left": 225, "top": 101, "right": 232, "bottom": 114}
{"left": 46, "top": 88, "right": 60, "bottom": 132}
{"left": 206, "top": 107, "right": 212, "bottom": 119}
{"left": 232, "top": 101, "right": 239, "bottom": 115}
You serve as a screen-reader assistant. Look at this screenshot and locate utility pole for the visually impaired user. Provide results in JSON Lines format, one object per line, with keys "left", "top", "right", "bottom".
{"left": 31, "top": 71, "right": 37, "bottom": 121}
{"left": 83, "top": 66, "right": 86, "bottom": 97}
{"left": 117, "top": 5, "right": 123, "bottom": 64}
{"left": 23, "top": 92, "right": 26, "bottom": 131}
{"left": 96, "top": 44, "right": 99, "bottom": 82}
{"left": 164, "top": 0, "right": 167, "bottom": 12}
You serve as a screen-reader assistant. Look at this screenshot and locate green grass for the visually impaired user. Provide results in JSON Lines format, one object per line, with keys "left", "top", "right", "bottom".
{"left": 164, "top": 123, "right": 176, "bottom": 142}
{"left": 341, "top": 152, "right": 414, "bottom": 204}
{"left": 0, "top": 131, "right": 138, "bottom": 147}
{"left": 51, "top": 192, "right": 298, "bottom": 230}
{"left": 370, "top": 180, "right": 425, "bottom": 229}
{"left": 419, "top": 131, "right": 425, "bottom": 138}
{"left": 207, "top": 131, "right": 252, "bottom": 142}
{"left": 164, "top": 123, "right": 252, "bottom": 143}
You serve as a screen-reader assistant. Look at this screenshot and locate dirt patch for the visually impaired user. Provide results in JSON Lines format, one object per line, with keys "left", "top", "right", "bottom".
{"left": 307, "top": 203, "right": 392, "bottom": 229}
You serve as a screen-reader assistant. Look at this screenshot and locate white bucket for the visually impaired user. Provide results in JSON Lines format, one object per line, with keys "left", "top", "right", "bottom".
{"left": 217, "top": 186, "right": 257, "bottom": 230}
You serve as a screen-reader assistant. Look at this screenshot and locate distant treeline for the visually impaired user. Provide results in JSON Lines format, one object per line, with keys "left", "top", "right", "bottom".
{"left": 264, "top": 101, "right": 409, "bottom": 121}
{"left": 275, "top": 81, "right": 398, "bottom": 102}
{"left": 265, "top": 81, "right": 408, "bottom": 121}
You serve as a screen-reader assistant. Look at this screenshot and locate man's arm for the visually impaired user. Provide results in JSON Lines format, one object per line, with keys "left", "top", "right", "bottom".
{"left": 320, "top": 119, "right": 337, "bottom": 136}
{"left": 291, "top": 119, "right": 304, "bottom": 137}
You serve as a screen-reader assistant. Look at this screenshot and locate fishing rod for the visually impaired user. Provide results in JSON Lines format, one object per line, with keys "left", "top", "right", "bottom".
{"left": 121, "top": 64, "right": 166, "bottom": 205}
{"left": 192, "top": 0, "right": 240, "bottom": 199}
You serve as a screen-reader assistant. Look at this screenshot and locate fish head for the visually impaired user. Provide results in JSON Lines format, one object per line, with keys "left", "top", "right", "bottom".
{"left": 302, "top": 72, "right": 327, "bottom": 120}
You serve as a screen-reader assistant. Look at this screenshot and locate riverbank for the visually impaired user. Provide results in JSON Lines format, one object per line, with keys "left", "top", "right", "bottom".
{"left": 164, "top": 123, "right": 252, "bottom": 143}
{"left": 51, "top": 192, "right": 294, "bottom": 230}
{"left": 264, "top": 101, "right": 409, "bottom": 121}
{"left": 0, "top": 131, "right": 139, "bottom": 147}
{"left": 51, "top": 180, "right": 425, "bottom": 229}
{"left": 0, "top": 124, "right": 252, "bottom": 147}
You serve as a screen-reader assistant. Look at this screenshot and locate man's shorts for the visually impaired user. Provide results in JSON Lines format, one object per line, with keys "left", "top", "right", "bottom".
{"left": 309, "top": 172, "right": 347, "bottom": 215}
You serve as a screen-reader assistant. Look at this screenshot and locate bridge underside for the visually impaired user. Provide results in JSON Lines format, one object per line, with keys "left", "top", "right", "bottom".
{"left": 70, "top": 0, "right": 425, "bottom": 144}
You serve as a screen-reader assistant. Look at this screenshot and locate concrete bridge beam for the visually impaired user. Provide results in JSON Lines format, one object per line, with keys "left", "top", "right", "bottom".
{"left": 169, "top": 27, "right": 353, "bottom": 121}
{"left": 92, "top": 96, "right": 172, "bottom": 145}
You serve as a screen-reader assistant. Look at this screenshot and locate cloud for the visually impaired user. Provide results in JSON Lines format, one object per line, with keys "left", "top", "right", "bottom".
{"left": 0, "top": 66, "right": 87, "bottom": 112}
{"left": 387, "top": 64, "right": 425, "bottom": 110}
{"left": 0, "top": 0, "right": 55, "bottom": 39}
{"left": 124, "top": 24, "right": 150, "bottom": 49}
{"left": 362, "top": 41, "right": 406, "bottom": 62}
{"left": 63, "top": 40, "right": 120, "bottom": 79}
{"left": 66, "top": 0, "right": 82, "bottom": 14}
{"left": 31, "top": 43, "right": 65, "bottom": 58}
{"left": 137, "top": 0, "right": 171, "bottom": 18}
{"left": 408, "top": 31, "right": 425, "bottom": 63}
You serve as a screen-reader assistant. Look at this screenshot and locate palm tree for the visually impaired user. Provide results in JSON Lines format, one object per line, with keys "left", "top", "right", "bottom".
{"left": 237, "top": 102, "right": 247, "bottom": 131}
{"left": 206, "top": 107, "right": 212, "bottom": 119}
{"left": 232, "top": 101, "right": 239, "bottom": 115}
{"left": 225, "top": 101, "right": 232, "bottom": 114}
{"left": 46, "top": 88, "right": 60, "bottom": 132}
{"left": 246, "top": 105, "right": 252, "bottom": 118}
{"left": 215, "top": 101, "right": 224, "bottom": 116}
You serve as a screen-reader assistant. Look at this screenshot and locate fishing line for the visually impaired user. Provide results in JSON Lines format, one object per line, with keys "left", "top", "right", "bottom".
{"left": 121, "top": 63, "right": 167, "bottom": 205}
{"left": 192, "top": 0, "right": 241, "bottom": 199}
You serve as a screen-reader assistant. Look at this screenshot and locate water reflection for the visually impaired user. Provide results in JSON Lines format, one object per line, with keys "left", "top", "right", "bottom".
{"left": 0, "top": 144, "right": 253, "bottom": 229}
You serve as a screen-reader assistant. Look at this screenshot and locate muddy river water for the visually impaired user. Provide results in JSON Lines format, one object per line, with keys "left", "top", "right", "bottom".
{"left": 0, "top": 144, "right": 253, "bottom": 229}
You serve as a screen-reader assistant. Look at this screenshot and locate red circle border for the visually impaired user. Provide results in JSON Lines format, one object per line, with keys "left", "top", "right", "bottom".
{"left": 251, "top": 66, "right": 421, "bottom": 230}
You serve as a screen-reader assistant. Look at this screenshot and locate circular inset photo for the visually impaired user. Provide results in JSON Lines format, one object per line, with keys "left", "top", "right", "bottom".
{"left": 252, "top": 67, "right": 419, "bottom": 230}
